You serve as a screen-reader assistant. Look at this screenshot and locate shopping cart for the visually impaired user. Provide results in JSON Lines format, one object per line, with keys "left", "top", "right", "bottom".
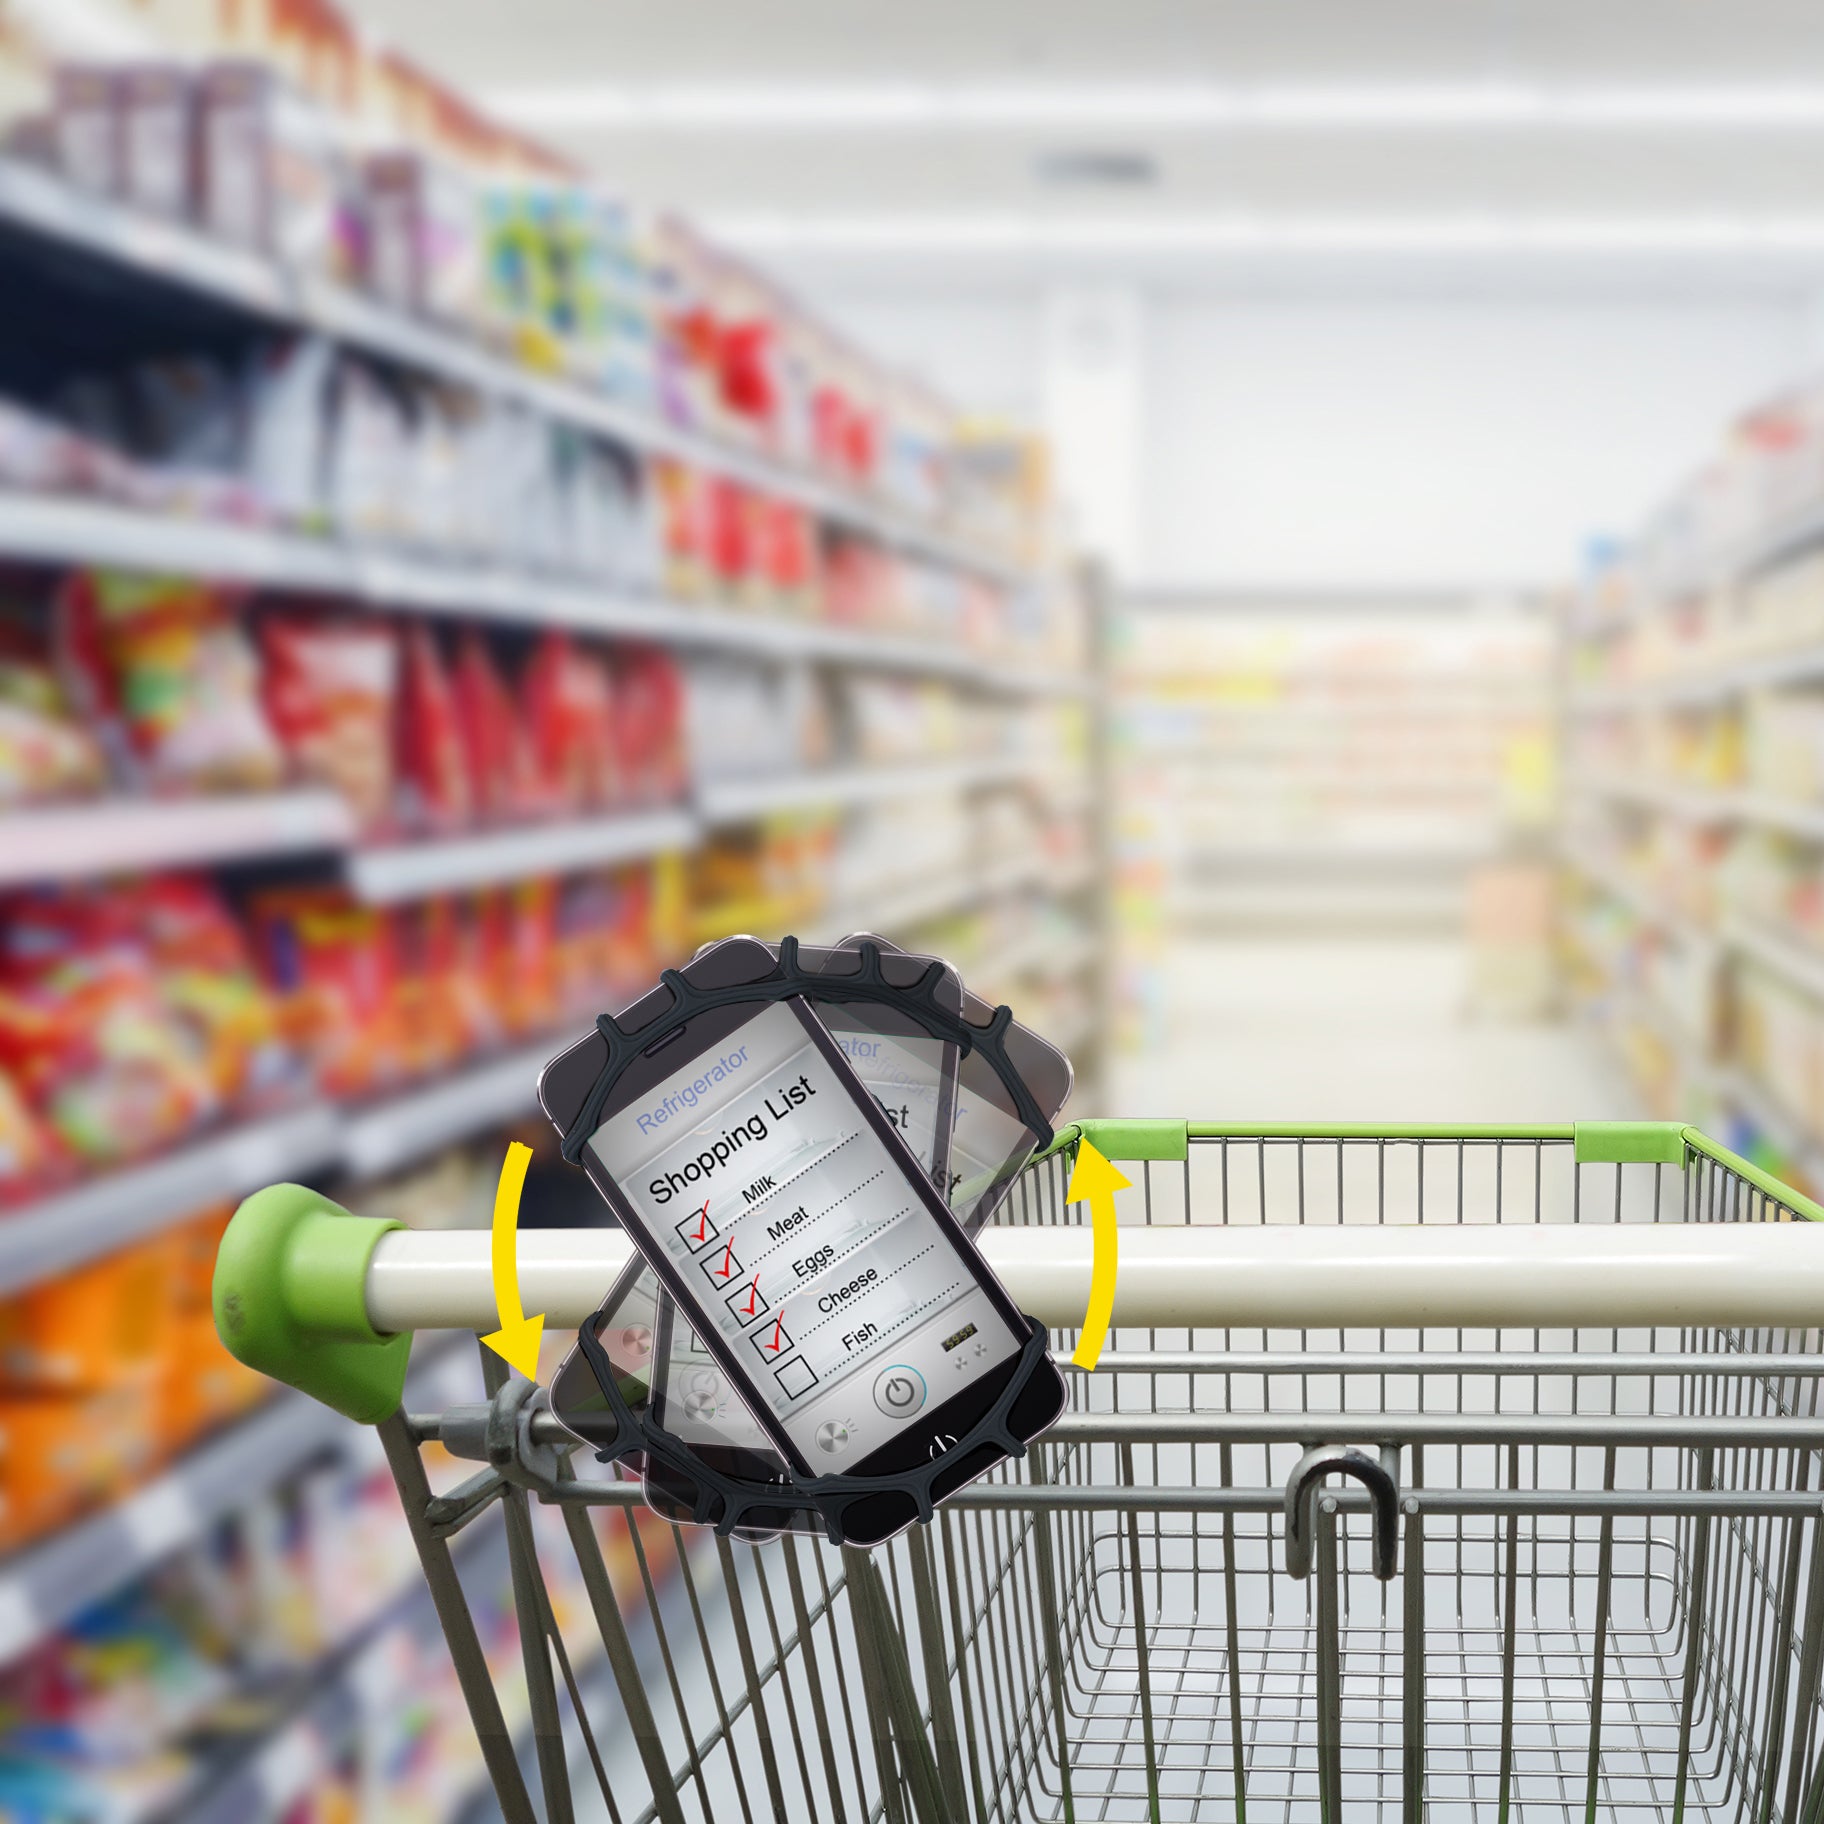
{"left": 215, "top": 1117, "right": 1824, "bottom": 1823}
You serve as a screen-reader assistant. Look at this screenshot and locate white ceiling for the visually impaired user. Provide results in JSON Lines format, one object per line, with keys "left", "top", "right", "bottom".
{"left": 348, "top": 1, "right": 1824, "bottom": 87}
{"left": 343, "top": 1, "right": 1824, "bottom": 284}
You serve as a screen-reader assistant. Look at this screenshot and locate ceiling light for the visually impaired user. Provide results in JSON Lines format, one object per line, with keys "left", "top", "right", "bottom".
{"left": 703, "top": 213, "right": 1824, "bottom": 256}
{"left": 488, "top": 80, "right": 1824, "bottom": 133}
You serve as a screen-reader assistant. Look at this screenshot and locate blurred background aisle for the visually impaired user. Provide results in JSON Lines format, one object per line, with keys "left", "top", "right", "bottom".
{"left": 4, "top": 0, "right": 1824, "bottom": 1817}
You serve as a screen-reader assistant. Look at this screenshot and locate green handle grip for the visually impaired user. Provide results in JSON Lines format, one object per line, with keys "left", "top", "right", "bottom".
{"left": 213, "top": 1183, "right": 411, "bottom": 1424}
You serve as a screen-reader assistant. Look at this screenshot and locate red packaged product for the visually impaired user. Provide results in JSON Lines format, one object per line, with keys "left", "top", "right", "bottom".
{"left": 479, "top": 881, "right": 558, "bottom": 1036}
{"left": 259, "top": 610, "right": 398, "bottom": 831}
{"left": 812, "top": 384, "right": 851, "bottom": 476}
{"left": 0, "top": 886, "right": 218, "bottom": 1170}
{"left": 523, "top": 632, "right": 616, "bottom": 810}
{"left": 246, "top": 886, "right": 405, "bottom": 1096}
{"left": 756, "top": 499, "right": 817, "bottom": 610}
{"left": 600, "top": 863, "right": 657, "bottom": 996}
{"left": 703, "top": 477, "right": 753, "bottom": 597}
{"left": 609, "top": 646, "right": 688, "bottom": 806}
{"left": 720, "top": 319, "right": 779, "bottom": 433}
{"left": 136, "top": 872, "right": 298, "bottom": 1110}
{"left": 0, "top": 1064, "right": 57, "bottom": 1204}
{"left": 395, "top": 621, "right": 471, "bottom": 833}
{"left": 553, "top": 873, "right": 617, "bottom": 1007}
{"left": 392, "top": 896, "right": 491, "bottom": 1076}
{"left": 653, "top": 459, "right": 707, "bottom": 599}
{"left": 453, "top": 630, "right": 541, "bottom": 823}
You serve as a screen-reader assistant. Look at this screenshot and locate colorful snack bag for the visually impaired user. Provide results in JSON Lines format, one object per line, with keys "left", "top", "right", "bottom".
{"left": 392, "top": 896, "right": 495, "bottom": 1076}
{"left": 138, "top": 873, "right": 300, "bottom": 1110}
{"left": 246, "top": 887, "right": 406, "bottom": 1096}
{"left": 479, "top": 880, "right": 558, "bottom": 1036}
{"left": 395, "top": 621, "right": 472, "bottom": 832}
{"left": 56, "top": 570, "right": 284, "bottom": 792}
{"left": 259, "top": 610, "right": 398, "bottom": 830}
{"left": 0, "top": 887, "right": 219, "bottom": 1168}
{"left": 453, "top": 629, "right": 541, "bottom": 823}
{"left": 523, "top": 632, "right": 616, "bottom": 810}
{"left": 609, "top": 645, "right": 688, "bottom": 805}
{"left": 0, "top": 603, "right": 109, "bottom": 805}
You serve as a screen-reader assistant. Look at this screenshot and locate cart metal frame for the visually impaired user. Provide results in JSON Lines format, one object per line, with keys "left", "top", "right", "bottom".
{"left": 216, "top": 1119, "right": 1824, "bottom": 1822}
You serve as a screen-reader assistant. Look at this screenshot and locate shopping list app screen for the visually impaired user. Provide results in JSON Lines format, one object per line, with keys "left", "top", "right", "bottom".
{"left": 589, "top": 1000, "right": 1019, "bottom": 1465}
{"left": 830, "top": 1021, "right": 949, "bottom": 1181}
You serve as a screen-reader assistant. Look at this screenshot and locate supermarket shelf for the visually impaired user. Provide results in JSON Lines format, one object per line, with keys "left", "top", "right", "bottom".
{"left": 0, "top": 492, "right": 1051, "bottom": 690}
{"left": 1578, "top": 775, "right": 1824, "bottom": 842}
{"left": 831, "top": 847, "right": 1071, "bottom": 932}
{"left": 0, "top": 1103, "right": 341, "bottom": 1301}
{"left": 1561, "top": 845, "right": 1718, "bottom": 956}
{"left": 346, "top": 807, "right": 697, "bottom": 903}
{"left": 0, "top": 1341, "right": 475, "bottom": 1668}
{"left": 340, "top": 1034, "right": 565, "bottom": 1180}
{"left": 1571, "top": 647, "right": 1824, "bottom": 714}
{"left": 0, "top": 790, "right": 355, "bottom": 885}
{"left": 1650, "top": 492, "right": 1824, "bottom": 603}
{"left": 189, "top": 1484, "right": 502, "bottom": 1824}
{"left": 1175, "top": 880, "right": 1465, "bottom": 926}
{"left": 0, "top": 757, "right": 1068, "bottom": 892}
{"left": 1722, "top": 914, "right": 1824, "bottom": 1003}
{"left": 689, "top": 888, "right": 824, "bottom": 947}
{"left": 697, "top": 754, "right": 1032, "bottom": 825}
{"left": 1181, "top": 830, "right": 1499, "bottom": 864}
{"left": 0, "top": 157, "right": 1024, "bottom": 587}
{"left": 966, "top": 926, "right": 1098, "bottom": 993}
{"left": 1733, "top": 792, "right": 1824, "bottom": 844}
{"left": 0, "top": 1390, "right": 340, "bottom": 1664}
{"left": 1574, "top": 773, "right": 1736, "bottom": 824}
{"left": 1711, "top": 1064, "right": 1824, "bottom": 1187}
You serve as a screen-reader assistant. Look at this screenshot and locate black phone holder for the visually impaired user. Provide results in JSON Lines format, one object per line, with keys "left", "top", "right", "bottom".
{"left": 556, "top": 935, "right": 1060, "bottom": 1543}
{"left": 556, "top": 934, "right": 1055, "bottom": 1164}
{"left": 575, "top": 1309, "right": 1053, "bottom": 1544}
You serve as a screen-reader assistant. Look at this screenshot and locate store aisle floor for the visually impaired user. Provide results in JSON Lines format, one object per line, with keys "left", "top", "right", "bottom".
{"left": 1110, "top": 935, "right": 1636, "bottom": 1127}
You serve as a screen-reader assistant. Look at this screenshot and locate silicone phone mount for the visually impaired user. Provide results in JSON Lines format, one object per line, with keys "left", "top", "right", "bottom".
{"left": 576, "top": 1309, "right": 1053, "bottom": 1545}
{"left": 555, "top": 935, "right": 1060, "bottom": 1542}
{"left": 557, "top": 934, "right": 1054, "bottom": 1165}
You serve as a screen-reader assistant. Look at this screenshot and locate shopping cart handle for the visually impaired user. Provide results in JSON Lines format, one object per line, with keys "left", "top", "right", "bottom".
{"left": 1284, "top": 1443, "right": 1400, "bottom": 1582}
{"left": 214, "top": 1184, "right": 411, "bottom": 1423}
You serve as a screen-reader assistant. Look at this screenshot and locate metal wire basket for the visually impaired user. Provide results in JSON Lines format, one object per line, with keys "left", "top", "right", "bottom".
{"left": 216, "top": 1119, "right": 1824, "bottom": 1823}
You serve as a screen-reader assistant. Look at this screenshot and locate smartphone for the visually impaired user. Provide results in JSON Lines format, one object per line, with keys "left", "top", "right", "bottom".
{"left": 697, "top": 936, "right": 965, "bottom": 1193}
{"left": 834, "top": 934, "right": 1075, "bottom": 1233}
{"left": 538, "top": 936, "right": 1067, "bottom": 1547}
{"left": 548, "top": 1252, "right": 805, "bottom": 1541}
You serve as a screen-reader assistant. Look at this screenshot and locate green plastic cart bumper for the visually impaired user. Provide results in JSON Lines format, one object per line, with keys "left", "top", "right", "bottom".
{"left": 213, "top": 1183, "right": 410, "bottom": 1423}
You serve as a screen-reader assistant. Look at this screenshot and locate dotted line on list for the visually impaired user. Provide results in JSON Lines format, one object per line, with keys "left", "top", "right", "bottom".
{"left": 795, "top": 1243, "right": 947, "bottom": 1342}
{"left": 726, "top": 1132, "right": 859, "bottom": 1221}
{"left": 743, "top": 1171, "right": 888, "bottom": 1268}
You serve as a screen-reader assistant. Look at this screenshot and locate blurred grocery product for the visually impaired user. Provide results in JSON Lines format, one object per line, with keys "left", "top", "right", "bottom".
{"left": 0, "top": 9, "right": 1102, "bottom": 1822}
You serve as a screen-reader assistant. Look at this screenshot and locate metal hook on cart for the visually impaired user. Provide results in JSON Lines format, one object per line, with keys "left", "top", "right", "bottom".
{"left": 1284, "top": 1442, "right": 1402, "bottom": 1582}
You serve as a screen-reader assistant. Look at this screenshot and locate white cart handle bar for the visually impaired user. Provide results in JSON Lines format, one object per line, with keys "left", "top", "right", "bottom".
{"left": 210, "top": 1121, "right": 1824, "bottom": 1424}
{"left": 363, "top": 1221, "right": 1824, "bottom": 1336}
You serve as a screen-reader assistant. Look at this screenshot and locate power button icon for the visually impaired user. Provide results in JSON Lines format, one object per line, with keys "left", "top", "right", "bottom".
{"left": 873, "top": 1365, "right": 927, "bottom": 1417}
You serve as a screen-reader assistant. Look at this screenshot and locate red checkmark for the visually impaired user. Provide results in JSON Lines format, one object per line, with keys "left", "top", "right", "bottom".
{"left": 716, "top": 1240, "right": 734, "bottom": 1279}
{"left": 767, "top": 1318, "right": 784, "bottom": 1353}
{"left": 692, "top": 1204, "right": 709, "bottom": 1243}
{"left": 742, "top": 1275, "right": 759, "bottom": 1316}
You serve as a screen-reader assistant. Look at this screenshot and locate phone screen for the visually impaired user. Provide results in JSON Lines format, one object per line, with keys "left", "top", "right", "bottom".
{"left": 583, "top": 997, "right": 1023, "bottom": 1470}
{"left": 697, "top": 938, "right": 962, "bottom": 1192}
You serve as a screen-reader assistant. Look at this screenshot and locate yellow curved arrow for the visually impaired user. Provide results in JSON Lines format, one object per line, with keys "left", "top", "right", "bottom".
{"left": 1067, "top": 1138, "right": 1130, "bottom": 1370}
{"left": 482, "top": 1141, "right": 544, "bottom": 1379}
